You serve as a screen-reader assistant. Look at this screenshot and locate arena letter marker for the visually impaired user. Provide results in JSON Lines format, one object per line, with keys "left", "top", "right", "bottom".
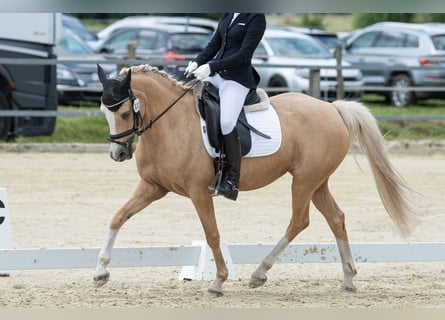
{"left": 0, "top": 188, "right": 14, "bottom": 276}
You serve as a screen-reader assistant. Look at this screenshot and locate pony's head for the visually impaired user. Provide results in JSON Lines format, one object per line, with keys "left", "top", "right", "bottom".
{"left": 98, "top": 64, "right": 140, "bottom": 162}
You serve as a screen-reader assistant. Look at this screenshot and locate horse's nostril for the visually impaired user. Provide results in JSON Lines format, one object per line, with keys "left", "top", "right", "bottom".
{"left": 118, "top": 151, "right": 127, "bottom": 161}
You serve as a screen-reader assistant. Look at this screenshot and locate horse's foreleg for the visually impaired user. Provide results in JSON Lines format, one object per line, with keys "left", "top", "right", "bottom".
{"left": 190, "top": 192, "right": 227, "bottom": 296}
{"left": 93, "top": 179, "right": 167, "bottom": 287}
{"left": 250, "top": 177, "right": 311, "bottom": 288}
{"left": 312, "top": 181, "right": 357, "bottom": 292}
{"left": 94, "top": 228, "right": 118, "bottom": 285}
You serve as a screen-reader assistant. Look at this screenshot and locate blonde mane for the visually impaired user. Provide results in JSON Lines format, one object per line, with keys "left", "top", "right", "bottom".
{"left": 119, "top": 64, "right": 187, "bottom": 89}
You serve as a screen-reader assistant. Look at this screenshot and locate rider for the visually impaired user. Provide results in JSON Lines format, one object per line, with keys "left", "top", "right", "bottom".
{"left": 185, "top": 13, "right": 266, "bottom": 201}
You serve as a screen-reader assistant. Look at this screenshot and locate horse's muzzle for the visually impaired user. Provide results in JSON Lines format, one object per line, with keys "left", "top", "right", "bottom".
{"left": 110, "top": 147, "right": 133, "bottom": 162}
{"left": 109, "top": 138, "right": 134, "bottom": 162}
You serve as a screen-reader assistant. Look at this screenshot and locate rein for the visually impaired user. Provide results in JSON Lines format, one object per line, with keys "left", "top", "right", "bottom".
{"left": 107, "top": 79, "right": 199, "bottom": 146}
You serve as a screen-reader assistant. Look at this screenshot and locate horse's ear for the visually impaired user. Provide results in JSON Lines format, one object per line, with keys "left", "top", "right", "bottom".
{"left": 97, "top": 64, "right": 108, "bottom": 86}
{"left": 121, "top": 69, "right": 132, "bottom": 90}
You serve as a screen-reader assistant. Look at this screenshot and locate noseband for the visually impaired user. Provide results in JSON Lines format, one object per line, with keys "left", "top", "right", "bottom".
{"left": 104, "top": 80, "right": 198, "bottom": 147}
{"left": 104, "top": 89, "right": 142, "bottom": 147}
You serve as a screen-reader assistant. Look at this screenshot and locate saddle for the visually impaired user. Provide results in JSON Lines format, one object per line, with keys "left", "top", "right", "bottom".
{"left": 197, "top": 81, "right": 271, "bottom": 156}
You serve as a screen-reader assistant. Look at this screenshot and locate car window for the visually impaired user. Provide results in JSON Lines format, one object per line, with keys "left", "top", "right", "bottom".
{"left": 169, "top": 33, "right": 212, "bottom": 51}
{"left": 374, "top": 31, "right": 406, "bottom": 47}
{"left": 254, "top": 42, "right": 268, "bottom": 58}
{"left": 63, "top": 16, "right": 98, "bottom": 42}
{"left": 311, "top": 35, "right": 341, "bottom": 49}
{"left": 103, "top": 30, "right": 138, "bottom": 52}
{"left": 56, "top": 30, "right": 95, "bottom": 54}
{"left": 431, "top": 34, "right": 445, "bottom": 50}
{"left": 137, "top": 30, "right": 166, "bottom": 50}
{"left": 404, "top": 34, "right": 419, "bottom": 48}
{"left": 267, "top": 37, "right": 330, "bottom": 57}
{"left": 348, "top": 31, "right": 380, "bottom": 49}
{"left": 349, "top": 30, "right": 420, "bottom": 49}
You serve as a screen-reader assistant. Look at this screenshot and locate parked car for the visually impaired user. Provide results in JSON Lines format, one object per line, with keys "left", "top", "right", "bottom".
{"left": 90, "top": 15, "right": 217, "bottom": 51}
{"left": 96, "top": 23, "right": 213, "bottom": 79}
{"left": 62, "top": 14, "right": 99, "bottom": 49}
{"left": 253, "top": 28, "right": 363, "bottom": 101}
{"left": 55, "top": 28, "right": 117, "bottom": 104}
{"left": 342, "top": 22, "right": 445, "bottom": 107}
{"left": 274, "top": 26, "right": 342, "bottom": 51}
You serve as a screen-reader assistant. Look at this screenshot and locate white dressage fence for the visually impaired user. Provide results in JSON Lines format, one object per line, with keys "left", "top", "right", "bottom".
{"left": 1, "top": 241, "right": 444, "bottom": 281}
{"left": 1, "top": 187, "right": 444, "bottom": 280}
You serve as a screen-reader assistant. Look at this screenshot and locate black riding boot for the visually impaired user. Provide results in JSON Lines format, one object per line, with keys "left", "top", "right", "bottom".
{"left": 210, "top": 128, "right": 241, "bottom": 201}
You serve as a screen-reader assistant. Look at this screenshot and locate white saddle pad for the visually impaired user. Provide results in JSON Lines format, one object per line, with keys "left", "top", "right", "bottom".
{"left": 200, "top": 104, "right": 282, "bottom": 158}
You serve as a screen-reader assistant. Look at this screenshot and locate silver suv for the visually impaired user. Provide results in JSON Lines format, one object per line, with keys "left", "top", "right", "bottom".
{"left": 343, "top": 22, "right": 445, "bottom": 107}
{"left": 253, "top": 28, "right": 363, "bottom": 101}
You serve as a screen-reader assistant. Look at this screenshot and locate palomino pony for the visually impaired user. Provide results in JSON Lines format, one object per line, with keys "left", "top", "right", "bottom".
{"left": 94, "top": 64, "right": 419, "bottom": 296}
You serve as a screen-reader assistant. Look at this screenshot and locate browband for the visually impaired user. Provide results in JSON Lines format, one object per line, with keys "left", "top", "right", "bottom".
{"left": 101, "top": 96, "right": 131, "bottom": 110}
{"left": 101, "top": 89, "right": 136, "bottom": 112}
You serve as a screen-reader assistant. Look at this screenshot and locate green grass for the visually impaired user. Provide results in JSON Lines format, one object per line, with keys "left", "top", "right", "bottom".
{"left": 362, "top": 95, "right": 445, "bottom": 140}
{"left": 363, "top": 94, "right": 445, "bottom": 114}
{"left": 8, "top": 95, "right": 445, "bottom": 144}
{"left": 13, "top": 106, "right": 109, "bottom": 144}
{"left": 377, "top": 120, "right": 445, "bottom": 140}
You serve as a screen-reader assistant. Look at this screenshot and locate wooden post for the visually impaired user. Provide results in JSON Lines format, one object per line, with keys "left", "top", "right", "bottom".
{"left": 309, "top": 68, "right": 320, "bottom": 98}
{"left": 118, "top": 39, "right": 138, "bottom": 72}
{"left": 335, "top": 45, "right": 344, "bottom": 100}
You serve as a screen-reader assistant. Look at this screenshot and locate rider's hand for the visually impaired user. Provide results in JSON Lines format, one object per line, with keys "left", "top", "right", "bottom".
{"left": 193, "top": 64, "right": 211, "bottom": 80}
{"left": 184, "top": 61, "right": 198, "bottom": 78}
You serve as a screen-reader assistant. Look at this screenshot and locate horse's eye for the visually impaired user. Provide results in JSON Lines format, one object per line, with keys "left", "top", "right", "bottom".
{"left": 122, "top": 111, "right": 131, "bottom": 120}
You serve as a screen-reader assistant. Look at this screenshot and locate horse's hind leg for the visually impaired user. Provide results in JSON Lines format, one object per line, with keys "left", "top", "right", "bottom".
{"left": 249, "top": 176, "right": 311, "bottom": 288}
{"left": 93, "top": 179, "right": 167, "bottom": 286}
{"left": 312, "top": 181, "right": 357, "bottom": 292}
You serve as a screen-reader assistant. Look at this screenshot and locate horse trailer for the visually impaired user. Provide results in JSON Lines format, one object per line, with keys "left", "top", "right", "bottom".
{"left": 0, "top": 13, "right": 61, "bottom": 140}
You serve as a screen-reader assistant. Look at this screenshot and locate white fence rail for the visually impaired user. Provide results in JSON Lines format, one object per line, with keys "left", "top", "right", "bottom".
{"left": 1, "top": 242, "right": 444, "bottom": 271}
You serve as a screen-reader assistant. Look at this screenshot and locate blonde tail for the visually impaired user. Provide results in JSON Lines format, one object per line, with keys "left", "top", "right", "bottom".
{"left": 332, "top": 100, "right": 420, "bottom": 237}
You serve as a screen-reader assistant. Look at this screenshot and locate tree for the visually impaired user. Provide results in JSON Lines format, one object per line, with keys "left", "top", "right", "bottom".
{"left": 418, "top": 13, "right": 445, "bottom": 23}
{"left": 352, "top": 13, "right": 416, "bottom": 29}
{"left": 299, "top": 14, "right": 325, "bottom": 29}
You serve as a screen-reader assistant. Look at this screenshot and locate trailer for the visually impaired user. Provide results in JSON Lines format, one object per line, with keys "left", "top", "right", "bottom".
{"left": 0, "top": 13, "right": 61, "bottom": 139}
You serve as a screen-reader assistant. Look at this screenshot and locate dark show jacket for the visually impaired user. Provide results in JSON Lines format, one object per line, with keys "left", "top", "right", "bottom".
{"left": 195, "top": 13, "right": 266, "bottom": 89}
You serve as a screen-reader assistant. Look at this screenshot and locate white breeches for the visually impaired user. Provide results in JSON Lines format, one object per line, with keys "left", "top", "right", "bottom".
{"left": 206, "top": 74, "right": 249, "bottom": 135}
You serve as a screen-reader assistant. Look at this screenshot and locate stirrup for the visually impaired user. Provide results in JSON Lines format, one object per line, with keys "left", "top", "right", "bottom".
{"left": 208, "top": 183, "right": 218, "bottom": 196}
{"left": 215, "top": 180, "right": 239, "bottom": 201}
{"left": 208, "top": 169, "right": 223, "bottom": 196}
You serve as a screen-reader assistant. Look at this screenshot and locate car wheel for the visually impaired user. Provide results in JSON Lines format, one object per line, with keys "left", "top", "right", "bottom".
{"left": 268, "top": 76, "right": 288, "bottom": 96}
{"left": 0, "top": 90, "right": 12, "bottom": 140}
{"left": 389, "top": 74, "right": 415, "bottom": 107}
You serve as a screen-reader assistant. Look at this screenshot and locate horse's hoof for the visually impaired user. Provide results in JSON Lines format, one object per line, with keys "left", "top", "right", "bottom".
{"left": 207, "top": 288, "right": 224, "bottom": 297}
{"left": 248, "top": 276, "right": 267, "bottom": 288}
{"left": 93, "top": 271, "right": 110, "bottom": 287}
{"left": 94, "top": 279, "right": 108, "bottom": 288}
{"left": 342, "top": 284, "right": 357, "bottom": 293}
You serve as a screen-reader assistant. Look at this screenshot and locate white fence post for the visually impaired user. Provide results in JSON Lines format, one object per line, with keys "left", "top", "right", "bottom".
{"left": 179, "top": 240, "right": 238, "bottom": 281}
